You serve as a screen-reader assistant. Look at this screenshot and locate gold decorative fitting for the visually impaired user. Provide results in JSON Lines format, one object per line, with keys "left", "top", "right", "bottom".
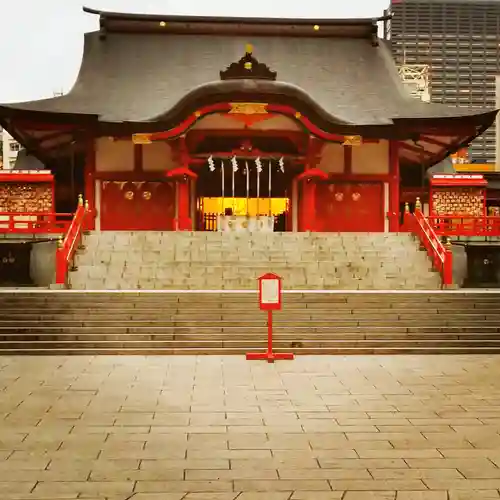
{"left": 244, "top": 61, "right": 252, "bottom": 70}
{"left": 295, "top": 112, "right": 302, "bottom": 119}
{"left": 342, "top": 135, "right": 362, "bottom": 146}
{"left": 57, "top": 236, "right": 64, "bottom": 248}
{"left": 78, "top": 194, "right": 84, "bottom": 206}
{"left": 124, "top": 191, "right": 134, "bottom": 200}
{"left": 132, "top": 133, "right": 152, "bottom": 145}
{"left": 245, "top": 43, "right": 253, "bottom": 54}
{"left": 313, "top": 24, "right": 320, "bottom": 31}
{"left": 229, "top": 103, "right": 268, "bottom": 115}
{"left": 194, "top": 111, "right": 201, "bottom": 118}
{"left": 415, "top": 197, "right": 422, "bottom": 210}
{"left": 142, "top": 191, "right": 152, "bottom": 200}
{"left": 404, "top": 202, "right": 410, "bottom": 213}
{"left": 84, "top": 200, "right": 89, "bottom": 210}
{"left": 446, "top": 237, "right": 452, "bottom": 248}
{"left": 159, "top": 21, "right": 166, "bottom": 27}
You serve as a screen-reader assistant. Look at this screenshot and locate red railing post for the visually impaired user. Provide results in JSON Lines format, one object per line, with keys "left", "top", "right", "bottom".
{"left": 402, "top": 202, "right": 411, "bottom": 231}
{"left": 54, "top": 194, "right": 88, "bottom": 287}
{"left": 55, "top": 236, "right": 66, "bottom": 285}
{"left": 443, "top": 237, "right": 453, "bottom": 287}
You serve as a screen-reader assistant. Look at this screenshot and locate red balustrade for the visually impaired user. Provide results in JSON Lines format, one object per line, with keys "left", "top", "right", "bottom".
{"left": 428, "top": 216, "right": 500, "bottom": 237}
{"left": 403, "top": 206, "right": 453, "bottom": 287}
{"left": 0, "top": 212, "right": 73, "bottom": 233}
{"left": 55, "top": 198, "right": 88, "bottom": 286}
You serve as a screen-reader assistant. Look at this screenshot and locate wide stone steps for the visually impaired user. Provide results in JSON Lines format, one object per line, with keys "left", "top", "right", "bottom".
{"left": 0, "top": 291, "right": 499, "bottom": 354}
{"left": 69, "top": 231, "right": 441, "bottom": 290}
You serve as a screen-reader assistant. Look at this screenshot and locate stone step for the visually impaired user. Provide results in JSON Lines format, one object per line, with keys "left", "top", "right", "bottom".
{"left": 69, "top": 231, "right": 441, "bottom": 290}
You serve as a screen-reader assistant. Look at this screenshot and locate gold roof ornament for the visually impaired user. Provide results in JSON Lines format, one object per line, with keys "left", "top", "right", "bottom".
{"left": 132, "top": 133, "right": 152, "bottom": 145}
{"left": 342, "top": 135, "right": 362, "bottom": 146}
{"left": 229, "top": 103, "right": 268, "bottom": 115}
{"left": 245, "top": 43, "right": 253, "bottom": 54}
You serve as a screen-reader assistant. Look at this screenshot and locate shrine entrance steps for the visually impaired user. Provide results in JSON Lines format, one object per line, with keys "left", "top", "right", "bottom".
{"left": 0, "top": 291, "right": 499, "bottom": 354}
{"left": 68, "top": 231, "right": 441, "bottom": 290}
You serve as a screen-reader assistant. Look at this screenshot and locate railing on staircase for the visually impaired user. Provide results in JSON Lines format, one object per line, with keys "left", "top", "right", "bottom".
{"left": 0, "top": 212, "right": 73, "bottom": 233}
{"left": 403, "top": 200, "right": 453, "bottom": 287}
{"left": 55, "top": 195, "right": 88, "bottom": 286}
{"left": 429, "top": 216, "right": 500, "bottom": 237}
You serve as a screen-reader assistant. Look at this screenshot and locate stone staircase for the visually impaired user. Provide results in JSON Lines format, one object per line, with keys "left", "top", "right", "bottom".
{"left": 69, "top": 232, "right": 441, "bottom": 290}
{"left": 0, "top": 291, "right": 499, "bottom": 354}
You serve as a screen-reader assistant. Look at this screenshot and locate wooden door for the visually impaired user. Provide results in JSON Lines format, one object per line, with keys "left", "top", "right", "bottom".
{"left": 316, "top": 182, "right": 384, "bottom": 232}
{"left": 100, "top": 181, "right": 175, "bottom": 230}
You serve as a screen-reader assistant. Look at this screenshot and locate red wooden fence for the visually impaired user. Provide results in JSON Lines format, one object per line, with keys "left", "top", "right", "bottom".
{"left": 55, "top": 197, "right": 88, "bottom": 286}
{"left": 0, "top": 213, "right": 73, "bottom": 233}
{"left": 402, "top": 204, "right": 453, "bottom": 287}
{"left": 429, "top": 216, "right": 500, "bottom": 237}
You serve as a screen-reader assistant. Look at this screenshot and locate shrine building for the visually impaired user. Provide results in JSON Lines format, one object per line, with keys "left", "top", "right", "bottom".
{"left": 0, "top": 8, "right": 496, "bottom": 235}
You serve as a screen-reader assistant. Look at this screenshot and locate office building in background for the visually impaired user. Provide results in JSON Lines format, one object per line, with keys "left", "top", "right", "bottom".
{"left": 388, "top": 0, "right": 500, "bottom": 165}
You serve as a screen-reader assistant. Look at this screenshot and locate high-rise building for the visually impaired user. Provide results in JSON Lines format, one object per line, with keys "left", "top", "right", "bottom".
{"left": 387, "top": 0, "right": 500, "bottom": 164}
{"left": 0, "top": 127, "right": 21, "bottom": 169}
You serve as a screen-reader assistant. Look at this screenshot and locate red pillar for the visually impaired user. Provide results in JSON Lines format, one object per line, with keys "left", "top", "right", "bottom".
{"left": 176, "top": 178, "right": 191, "bottom": 231}
{"left": 388, "top": 140, "right": 400, "bottom": 232}
{"left": 300, "top": 180, "right": 317, "bottom": 232}
{"left": 84, "top": 138, "right": 96, "bottom": 230}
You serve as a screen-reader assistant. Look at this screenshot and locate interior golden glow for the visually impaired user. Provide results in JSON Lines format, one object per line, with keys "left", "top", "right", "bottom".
{"left": 200, "top": 197, "right": 288, "bottom": 216}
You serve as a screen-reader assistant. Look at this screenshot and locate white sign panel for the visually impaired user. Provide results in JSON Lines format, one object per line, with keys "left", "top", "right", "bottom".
{"left": 261, "top": 279, "right": 279, "bottom": 304}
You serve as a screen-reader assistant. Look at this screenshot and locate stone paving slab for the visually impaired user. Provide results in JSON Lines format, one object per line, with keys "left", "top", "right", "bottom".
{"left": 2, "top": 355, "right": 500, "bottom": 499}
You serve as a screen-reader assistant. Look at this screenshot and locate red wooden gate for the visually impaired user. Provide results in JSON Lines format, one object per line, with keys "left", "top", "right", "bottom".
{"left": 100, "top": 181, "right": 175, "bottom": 230}
{"left": 316, "top": 182, "right": 384, "bottom": 232}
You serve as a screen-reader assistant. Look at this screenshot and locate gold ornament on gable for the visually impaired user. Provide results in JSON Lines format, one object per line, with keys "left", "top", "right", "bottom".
{"left": 132, "top": 133, "right": 152, "bottom": 145}
{"left": 229, "top": 103, "right": 268, "bottom": 115}
{"left": 342, "top": 135, "right": 362, "bottom": 146}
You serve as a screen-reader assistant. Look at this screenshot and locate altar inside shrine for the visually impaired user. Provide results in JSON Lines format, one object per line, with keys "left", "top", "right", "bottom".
{"left": 217, "top": 215, "right": 275, "bottom": 232}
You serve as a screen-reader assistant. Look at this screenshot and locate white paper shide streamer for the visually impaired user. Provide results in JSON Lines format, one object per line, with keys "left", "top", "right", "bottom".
{"left": 208, "top": 155, "right": 215, "bottom": 172}
{"left": 245, "top": 161, "right": 250, "bottom": 216}
{"left": 279, "top": 157, "right": 285, "bottom": 173}
{"left": 231, "top": 156, "right": 238, "bottom": 212}
{"left": 268, "top": 159, "right": 272, "bottom": 216}
{"left": 255, "top": 157, "right": 262, "bottom": 199}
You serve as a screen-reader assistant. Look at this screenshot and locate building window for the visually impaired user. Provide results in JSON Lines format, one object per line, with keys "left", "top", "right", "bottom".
{"left": 9, "top": 142, "right": 21, "bottom": 152}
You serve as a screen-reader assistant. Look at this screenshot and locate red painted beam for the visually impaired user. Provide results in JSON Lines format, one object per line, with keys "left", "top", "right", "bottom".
{"left": 186, "top": 129, "right": 308, "bottom": 152}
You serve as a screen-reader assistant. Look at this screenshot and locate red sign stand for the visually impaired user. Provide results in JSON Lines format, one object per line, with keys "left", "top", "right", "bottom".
{"left": 246, "top": 273, "right": 295, "bottom": 363}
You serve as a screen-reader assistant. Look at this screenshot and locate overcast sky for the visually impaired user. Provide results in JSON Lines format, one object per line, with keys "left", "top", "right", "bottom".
{"left": 0, "top": 0, "right": 389, "bottom": 103}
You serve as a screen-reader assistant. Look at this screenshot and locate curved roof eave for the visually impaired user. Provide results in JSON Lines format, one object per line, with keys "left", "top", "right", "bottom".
{"left": 82, "top": 6, "right": 390, "bottom": 26}
{"left": 142, "top": 80, "right": 380, "bottom": 132}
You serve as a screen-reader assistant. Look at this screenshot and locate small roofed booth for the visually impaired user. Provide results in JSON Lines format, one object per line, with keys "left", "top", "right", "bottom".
{"left": 430, "top": 174, "right": 487, "bottom": 218}
{"left": 429, "top": 174, "right": 488, "bottom": 235}
{"left": 0, "top": 7, "right": 496, "bottom": 234}
{"left": 0, "top": 170, "right": 56, "bottom": 232}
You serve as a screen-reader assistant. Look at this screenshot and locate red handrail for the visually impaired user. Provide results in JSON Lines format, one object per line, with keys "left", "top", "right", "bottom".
{"left": 55, "top": 197, "right": 88, "bottom": 286}
{"left": 404, "top": 207, "right": 453, "bottom": 287}
{"left": 429, "top": 216, "right": 500, "bottom": 236}
{"left": 0, "top": 212, "right": 73, "bottom": 233}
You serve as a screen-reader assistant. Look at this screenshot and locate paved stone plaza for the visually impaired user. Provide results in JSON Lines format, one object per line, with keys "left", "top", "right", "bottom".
{"left": 2, "top": 356, "right": 500, "bottom": 499}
